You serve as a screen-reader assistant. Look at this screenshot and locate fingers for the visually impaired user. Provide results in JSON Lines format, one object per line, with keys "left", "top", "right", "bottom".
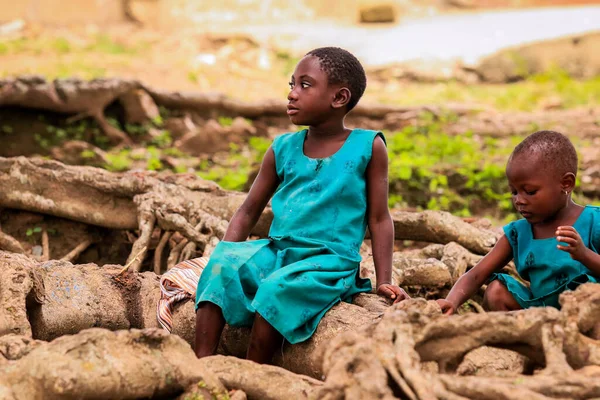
{"left": 556, "top": 236, "right": 578, "bottom": 246}
{"left": 393, "top": 289, "right": 408, "bottom": 304}
{"left": 436, "top": 299, "right": 455, "bottom": 315}
{"left": 378, "top": 285, "right": 396, "bottom": 300}
{"left": 556, "top": 226, "right": 581, "bottom": 254}
{"left": 557, "top": 226, "right": 576, "bottom": 232}
{"left": 556, "top": 231, "right": 579, "bottom": 239}
{"left": 556, "top": 226, "right": 579, "bottom": 237}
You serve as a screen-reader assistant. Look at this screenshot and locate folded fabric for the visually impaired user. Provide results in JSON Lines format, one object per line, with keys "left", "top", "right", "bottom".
{"left": 157, "top": 257, "right": 208, "bottom": 332}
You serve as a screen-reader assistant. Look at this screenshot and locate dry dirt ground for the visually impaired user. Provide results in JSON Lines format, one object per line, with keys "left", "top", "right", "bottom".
{"left": 0, "top": 3, "right": 599, "bottom": 105}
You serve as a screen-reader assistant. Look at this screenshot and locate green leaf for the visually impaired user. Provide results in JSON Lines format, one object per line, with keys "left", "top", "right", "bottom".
{"left": 397, "top": 166, "right": 412, "bottom": 180}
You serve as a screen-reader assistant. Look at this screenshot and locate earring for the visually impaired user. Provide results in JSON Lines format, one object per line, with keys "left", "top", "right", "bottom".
{"left": 564, "top": 190, "right": 569, "bottom": 195}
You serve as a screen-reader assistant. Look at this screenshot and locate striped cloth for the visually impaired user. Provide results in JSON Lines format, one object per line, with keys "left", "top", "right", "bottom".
{"left": 157, "top": 257, "right": 208, "bottom": 332}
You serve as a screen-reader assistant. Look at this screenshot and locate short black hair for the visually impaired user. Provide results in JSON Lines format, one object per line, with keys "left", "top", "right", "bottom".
{"left": 509, "top": 130, "right": 578, "bottom": 177}
{"left": 305, "top": 47, "right": 367, "bottom": 112}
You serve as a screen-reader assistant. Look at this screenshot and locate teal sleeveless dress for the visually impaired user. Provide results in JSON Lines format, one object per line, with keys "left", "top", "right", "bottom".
{"left": 195, "top": 129, "right": 380, "bottom": 343}
{"left": 491, "top": 205, "right": 600, "bottom": 308}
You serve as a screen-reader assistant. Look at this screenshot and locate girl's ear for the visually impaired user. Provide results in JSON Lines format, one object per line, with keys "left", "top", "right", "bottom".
{"left": 561, "top": 172, "right": 576, "bottom": 193}
{"left": 332, "top": 87, "right": 351, "bottom": 109}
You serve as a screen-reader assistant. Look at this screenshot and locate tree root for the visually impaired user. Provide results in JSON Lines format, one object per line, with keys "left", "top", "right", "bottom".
{"left": 0, "top": 334, "right": 43, "bottom": 362}
{"left": 40, "top": 228, "right": 49, "bottom": 262}
{"left": 0, "top": 157, "right": 497, "bottom": 271}
{"left": 0, "top": 230, "right": 24, "bottom": 254}
{"left": 147, "top": 87, "right": 482, "bottom": 119}
{"left": 0, "top": 328, "right": 227, "bottom": 400}
{"left": 60, "top": 238, "right": 94, "bottom": 262}
{"left": 0, "top": 157, "right": 239, "bottom": 271}
{"left": 153, "top": 230, "right": 172, "bottom": 274}
{"left": 0, "top": 76, "right": 139, "bottom": 145}
{"left": 0, "top": 252, "right": 44, "bottom": 337}
{"left": 0, "top": 251, "right": 380, "bottom": 378}
{"left": 318, "top": 284, "right": 600, "bottom": 399}
{"left": 198, "top": 355, "right": 322, "bottom": 399}
{"left": 361, "top": 241, "right": 486, "bottom": 292}
{"left": 391, "top": 210, "right": 499, "bottom": 255}
{"left": 0, "top": 327, "right": 323, "bottom": 400}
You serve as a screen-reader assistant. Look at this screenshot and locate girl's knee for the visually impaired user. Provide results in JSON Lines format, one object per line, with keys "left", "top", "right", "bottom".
{"left": 483, "top": 280, "right": 514, "bottom": 311}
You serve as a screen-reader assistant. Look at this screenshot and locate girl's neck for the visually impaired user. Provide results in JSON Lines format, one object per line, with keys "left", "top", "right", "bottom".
{"left": 307, "top": 119, "right": 348, "bottom": 139}
{"left": 540, "top": 199, "right": 581, "bottom": 226}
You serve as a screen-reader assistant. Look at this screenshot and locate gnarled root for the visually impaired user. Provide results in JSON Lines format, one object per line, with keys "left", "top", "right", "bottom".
{"left": 318, "top": 284, "right": 600, "bottom": 399}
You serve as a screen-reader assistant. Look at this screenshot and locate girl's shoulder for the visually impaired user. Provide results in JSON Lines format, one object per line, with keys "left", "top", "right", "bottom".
{"left": 585, "top": 205, "right": 600, "bottom": 214}
{"left": 585, "top": 205, "right": 600, "bottom": 251}
{"left": 502, "top": 218, "right": 530, "bottom": 248}
{"left": 272, "top": 129, "right": 305, "bottom": 153}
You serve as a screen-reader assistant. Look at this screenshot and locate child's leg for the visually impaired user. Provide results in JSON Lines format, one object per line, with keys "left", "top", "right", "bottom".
{"left": 246, "top": 313, "right": 283, "bottom": 364}
{"left": 195, "top": 302, "right": 226, "bottom": 358}
{"left": 483, "top": 280, "right": 522, "bottom": 311}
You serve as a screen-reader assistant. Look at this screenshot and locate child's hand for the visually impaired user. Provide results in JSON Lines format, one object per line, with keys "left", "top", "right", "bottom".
{"left": 435, "top": 299, "right": 456, "bottom": 315}
{"left": 376, "top": 283, "right": 410, "bottom": 304}
{"left": 556, "top": 226, "right": 589, "bottom": 261}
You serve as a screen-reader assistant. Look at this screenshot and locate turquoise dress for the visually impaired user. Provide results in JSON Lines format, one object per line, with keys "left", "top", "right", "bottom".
{"left": 492, "top": 205, "right": 600, "bottom": 308}
{"left": 195, "top": 129, "right": 380, "bottom": 343}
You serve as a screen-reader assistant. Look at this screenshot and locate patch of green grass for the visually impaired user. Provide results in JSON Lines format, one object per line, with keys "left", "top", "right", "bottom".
{"left": 386, "top": 115, "right": 517, "bottom": 218}
{"left": 150, "top": 130, "right": 173, "bottom": 148}
{"left": 52, "top": 37, "right": 72, "bottom": 54}
{"left": 87, "top": 34, "right": 130, "bottom": 54}
{"left": 217, "top": 116, "right": 234, "bottom": 127}
{"left": 385, "top": 114, "right": 594, "bottom": 220}
{"left": 373, "top": 68, "right": 600, "bottom": 111}
{"left": 188, "top": 71, "right": 199, "bottom": 83}
{"left": 105, "top": 149, "right": 133, "bottom": 172}
{"left": 53, "top": 61, "right": 107, "bottom": 79}
{"left": 0, "top": 37, "right": 28, "bottom": 55}
{"left": 196, "top": 136, "right": 271, "bottom": 191}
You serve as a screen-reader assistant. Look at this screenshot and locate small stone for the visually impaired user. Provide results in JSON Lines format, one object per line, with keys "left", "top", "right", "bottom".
{"left": 32, "top": 246, "right": 43, "bottom": 257}
{"left": 230, "top": 117, "right": 256, "bottom": 137}
{"left": 175, "top": 119, "right": 229, "bottom": 156}
{"left": 359, "top": 5, "right": 396, "bottom": 23}
{"left": 119, "top": 89, "right": 160, "bottom": 124}
{"left": 541, "top": 96, "right": 563, "bottom": 110}
{"left": 163, "top": 115, "right": 196, "bottom": 140}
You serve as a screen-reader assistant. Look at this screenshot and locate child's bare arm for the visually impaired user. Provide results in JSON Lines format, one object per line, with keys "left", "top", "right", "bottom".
{"left": 223, "top": 147, "right": 279, "bottom": 242}
{"left": 367, "top": 136, "right": 409, "bottom": 303}
{"left": 437, "top": 235, "right": 513, "bottom": 314}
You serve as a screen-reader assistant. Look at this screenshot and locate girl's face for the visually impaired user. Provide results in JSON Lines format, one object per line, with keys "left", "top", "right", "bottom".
{"left": 286, "top": 56, "right": 338, "bottom": 126}
{"left": 506, "top": 153, "right": 570, "bottom": 224}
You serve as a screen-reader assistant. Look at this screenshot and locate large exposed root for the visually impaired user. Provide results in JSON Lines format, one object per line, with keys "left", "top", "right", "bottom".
{"left": 0, "top": 157, "right": 497, "bottom": 269}
{"left": 0, "top": 157, "right": 242, "bottom": 268}
{"left": 0, "top": 230, "right": 24, "bottom": 254}
{"left": 0, "top": 328, "right": 226, "bottom": 400}
{"left": 317, "top": 284, "right": 600, "bottom": 399}
{"left": 0, "top": 251, "right": 380, "bottom": 378}
{"left": 0, "top": 327, "right": 322, "bottom": 400}
{"left": 198, "top": 355, "right": 322, "bottom": 399}
{"left": 0, "top": 76, "right": 139, "bottom": 145}
{"left": 391, "top": 210, "right": 499, "bottom": 255}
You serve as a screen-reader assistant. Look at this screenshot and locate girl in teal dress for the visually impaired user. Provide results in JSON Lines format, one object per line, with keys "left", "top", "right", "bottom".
{"left": 437, "top": 130, "right": 600, "bottom": 314}
{"left": 194, "top": 47, "right": 409, "bottom": 363}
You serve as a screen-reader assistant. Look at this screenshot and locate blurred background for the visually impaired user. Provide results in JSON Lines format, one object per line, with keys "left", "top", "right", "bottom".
{"left": 1, "top": 0, "right": 600, "bottom": 225}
